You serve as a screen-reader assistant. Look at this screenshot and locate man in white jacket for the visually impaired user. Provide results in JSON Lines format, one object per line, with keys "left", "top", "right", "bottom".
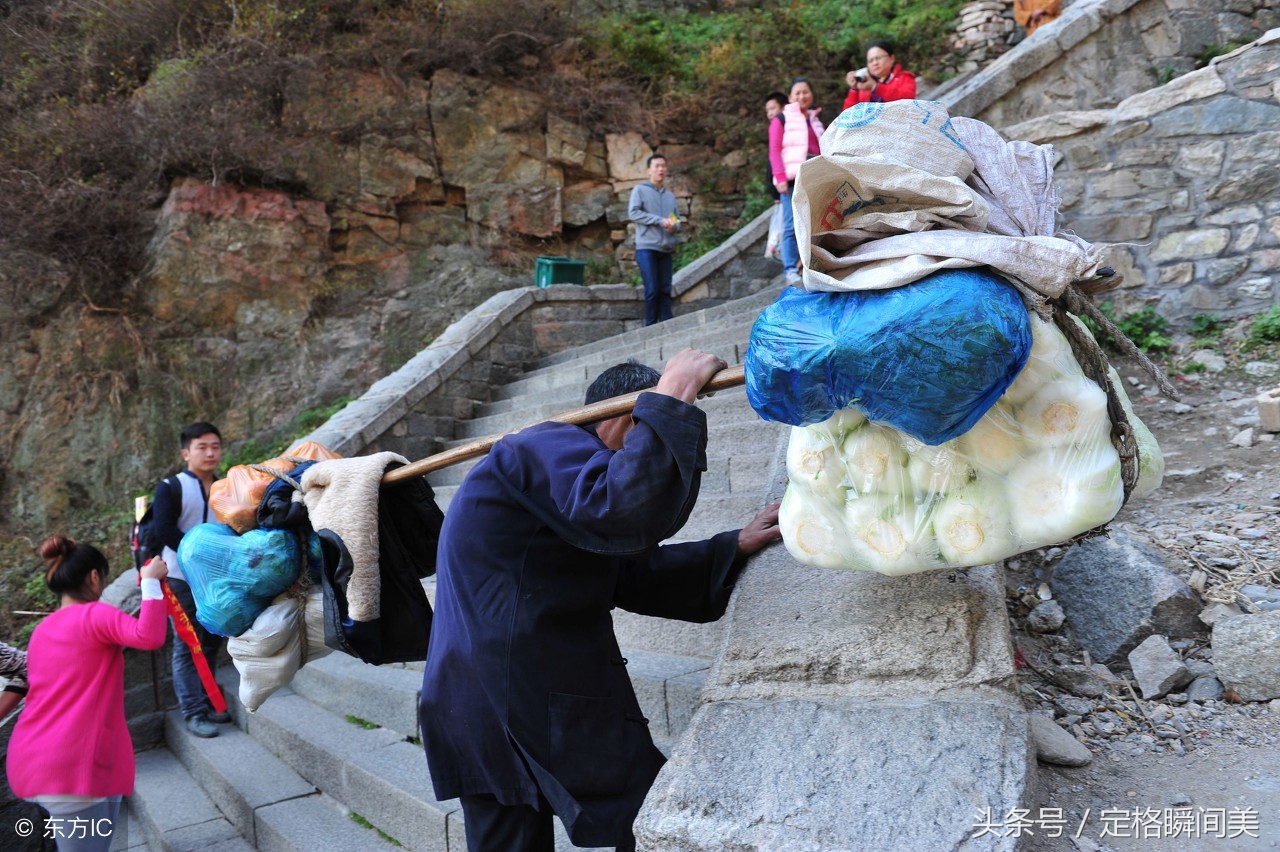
{"left": 628, "top": 154, "right": 682, "bottom": 326}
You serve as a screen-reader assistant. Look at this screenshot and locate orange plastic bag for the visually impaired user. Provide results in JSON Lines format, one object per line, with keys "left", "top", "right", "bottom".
{"left": 210, "top": 442, "right": 342, "bottom": 534}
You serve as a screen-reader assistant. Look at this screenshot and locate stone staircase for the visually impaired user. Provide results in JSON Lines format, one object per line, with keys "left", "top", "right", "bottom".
{"left": 127, "top": 282, "right": 787, "bottom": 851}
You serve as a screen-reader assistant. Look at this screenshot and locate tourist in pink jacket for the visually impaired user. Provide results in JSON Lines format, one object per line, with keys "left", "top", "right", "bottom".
{"left": 768, "top": 77, "right": 825, "bottom": 286}
{"left": 7, "top": 536, "right": 167, "bottom": 852}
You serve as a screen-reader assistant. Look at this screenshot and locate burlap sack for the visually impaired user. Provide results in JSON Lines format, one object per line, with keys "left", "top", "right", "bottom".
{"left": 792, "top": 101, "right": 1102, "bottom": 297}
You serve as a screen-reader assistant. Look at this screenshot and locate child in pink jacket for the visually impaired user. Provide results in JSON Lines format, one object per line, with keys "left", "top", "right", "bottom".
{"left": 7, "top": 536, "right": 168, "bottom": 852}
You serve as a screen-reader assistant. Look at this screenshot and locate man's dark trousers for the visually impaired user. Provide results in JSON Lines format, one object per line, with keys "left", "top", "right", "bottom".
{"left": 459, "top": 794, "right": 638, "bottom": 852}
{"left": 635, "top": 248, "right": 673, "bottom": 326}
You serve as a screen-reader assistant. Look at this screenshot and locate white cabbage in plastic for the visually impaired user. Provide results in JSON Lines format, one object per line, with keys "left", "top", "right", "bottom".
{"left": 779, "top": 314, "right": 1163, "bottom": 575}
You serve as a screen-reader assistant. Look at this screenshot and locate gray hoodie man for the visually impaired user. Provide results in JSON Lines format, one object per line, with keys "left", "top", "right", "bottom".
{"left": 628, "top": 155, "right": 683, "bottom": 325}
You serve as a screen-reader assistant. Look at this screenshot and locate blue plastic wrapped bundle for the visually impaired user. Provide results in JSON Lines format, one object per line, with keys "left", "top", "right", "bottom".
{"left": 178, "top": 523, "right": 320, "bottom": 637}
{"left": 745, "top": 268, "right": 1033, "bottom": 445}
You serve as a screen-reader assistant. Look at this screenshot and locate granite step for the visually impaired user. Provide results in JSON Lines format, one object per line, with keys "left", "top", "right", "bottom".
{"left": 289, "top": 653, "right": 423, "bottom": 741}
{"left": 460, "top": 381, "right": 760, "bottom": 442}
{"left": 131, "top": 748, "right": 254, "bottom": 852}
{"left": 493, "top": 291, "right": 777, "bottom": 402}
{"left": 530, "top": 283, "right": 781, "bottom": 370}
{"left": 162, "top": 710, "right": 316, "bottom": 847}
{"left": 217, "top": 668, "right": 452, "bottom": 852}
{"left": 218, "top": 668, "right": 611, "bottom": 851}
{"left": 158, "top": 710, "right": 405, "bottom": 852}
{"left": 490, "top": 325, "right": 757, "bottom": 404}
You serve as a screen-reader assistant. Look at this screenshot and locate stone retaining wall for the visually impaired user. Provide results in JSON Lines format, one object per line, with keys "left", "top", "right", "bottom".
{"left": 296, "top": 210, "right": 775, "bottom": 456}
{"left": 1004, "top": 31, "right": 1280, "bottom": 319}
{"left": 944, "top": 0, "right": 1278, "bottom": 127}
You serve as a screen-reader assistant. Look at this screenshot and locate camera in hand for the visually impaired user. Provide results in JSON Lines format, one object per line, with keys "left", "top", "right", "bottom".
{"left": 855, "top": 72, "right": 867, "bottom": 83}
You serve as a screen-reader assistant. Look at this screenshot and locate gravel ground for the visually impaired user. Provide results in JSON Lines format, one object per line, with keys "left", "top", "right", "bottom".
{"left": 1005, "top": 349, "right": 1280, "bottom": 852}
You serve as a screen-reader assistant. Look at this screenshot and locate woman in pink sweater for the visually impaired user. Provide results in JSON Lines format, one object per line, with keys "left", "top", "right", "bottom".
{"left": 768, "top": 77, "right": 825, "bottom": 286}
{"left": 7, "top": 536, "right": 167, "bottom": 852}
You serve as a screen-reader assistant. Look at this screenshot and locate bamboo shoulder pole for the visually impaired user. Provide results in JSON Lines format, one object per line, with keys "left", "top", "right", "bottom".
{"left": 382, "top": 364, "right": 747, "bottom": 485}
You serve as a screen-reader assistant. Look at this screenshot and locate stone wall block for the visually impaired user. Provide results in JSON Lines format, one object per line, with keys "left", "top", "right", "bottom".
{"left": 359, "top": 135, "right": 437, "bottom": 200}
{"left": 1208, "top": 164, "right": 1280, "bottom": 203}
{"left": 1089, "top": 169, "right": 1143, "bottom": 199}
{"left": 1172, "top": 140, "right": 1227, "bottom": 176}
{"left": 562, "top": 180, "right": 614, "bottom": 227}
{"left": 1252, "top": 248, "right": 1280, "bottom": 272}
{"left": 1204, "top": 255, "right": 1249, "bottom": 285}
{"left": 1234, "top": 131, "right": 1280, "bottom": 164}
{"left": 431, "top": 69, "right": 547, "bottom": 189}
{"left": 1055, "top": 7, "right": 1106, "bottom": 52}
{"left": 1070, "top": 214, "right": 1154, "bottom": 242}
{"left": 1114, "top": 65, "right": 1227, "bottom": 122}
{"left": 1234, "top": 223, "right": 1261, "bottom": 253}
{"left": 1202, "top": 204, "right": 1263, "bottom": 226}
{"left": 1151, "top": 97, "right": 1280, "bottom": 138}
{"left": 1149, "top": 227, "right": 1231, "bottom": 262}
{"left": 1156, "top": 262, "right": 1195, "bottom": 286}
{"left": 1237, "top": 276, "right": 1274, "bottom": 301}
{"left": 1005, "top": 37, "right": 1063, "bottom": 83}
{"left": 466, "top": 183, "right": 562, "bottom": 237}
{"left": 1217, "top": 36, "right": 1280, "bottom": 90}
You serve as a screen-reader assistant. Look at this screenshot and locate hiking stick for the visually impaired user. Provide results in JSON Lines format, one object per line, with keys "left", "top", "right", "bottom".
{"left": 382, "top": 364, "right": 747, "bottom": 485}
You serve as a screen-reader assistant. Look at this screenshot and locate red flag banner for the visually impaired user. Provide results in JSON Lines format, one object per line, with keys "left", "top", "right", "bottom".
{"left": 161, "top": 578, "right": 228, "bottom": 715}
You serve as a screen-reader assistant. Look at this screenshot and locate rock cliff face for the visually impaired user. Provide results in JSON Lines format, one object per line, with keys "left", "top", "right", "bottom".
{"left": 0, "top": 64, "right": 748, "bottom": 530}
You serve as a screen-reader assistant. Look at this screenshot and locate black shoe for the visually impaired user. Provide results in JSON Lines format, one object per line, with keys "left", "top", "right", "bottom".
{"left": 208, "top": 711, "right": 232, "bottom": 724}
{"left": 185, "top": 714, "right": 219, "bottom": 738}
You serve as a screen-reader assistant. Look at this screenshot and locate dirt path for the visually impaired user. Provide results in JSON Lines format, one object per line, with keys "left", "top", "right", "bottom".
{"left": 1012, "top": 353, "right": 1280, "bottom": 851}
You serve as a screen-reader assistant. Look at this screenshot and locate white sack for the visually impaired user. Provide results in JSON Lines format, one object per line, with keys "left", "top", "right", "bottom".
{"left": 792, "top": 101, "right": 1103, "bottom": 296}
{"left": 227, "top": 588, "right": 331, "bottom": 711}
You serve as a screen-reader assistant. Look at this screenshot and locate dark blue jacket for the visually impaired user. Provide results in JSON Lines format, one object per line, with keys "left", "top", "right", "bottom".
{"left": 419, "top": 392, "right": 743, "bottom": 846}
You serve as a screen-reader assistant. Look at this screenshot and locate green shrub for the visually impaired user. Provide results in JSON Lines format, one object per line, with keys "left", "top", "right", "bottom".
{"left": 586, "top": 0, "right": 965, "bottom": 120}
{"left": 1189, "top": 313, "right": 1226, "bottom": 337}
{"left": 1245, "top": 305, "right": 1280, "bottom": 352}
{"left": 1116, "top": 306, "right": 1172, "bottom": 354}
{"left": 1196, "top": 40, "right": 1250, "bottom": 68}
{"left": 1081, "top": 302, "right": 1172, "bottom": 355}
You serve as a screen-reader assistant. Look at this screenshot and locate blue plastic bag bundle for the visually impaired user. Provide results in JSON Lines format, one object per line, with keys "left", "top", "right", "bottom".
{"left": 745, "top": 268, "right": 1033, "bottom": 445}
{"left": 177, "top": 523, "right": 321, "bottom": 637}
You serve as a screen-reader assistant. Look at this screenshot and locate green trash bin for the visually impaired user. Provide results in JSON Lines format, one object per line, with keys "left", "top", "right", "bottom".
{"left": 535, "top": 256, "right": 587, "bottom": 288}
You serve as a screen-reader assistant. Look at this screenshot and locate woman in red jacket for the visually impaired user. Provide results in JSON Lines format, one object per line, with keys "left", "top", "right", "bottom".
{"left": 843, "top": 41, "right": 917, "bottom": 111}
{"left": 7, "top": 537, "right": 168, "bottom": 851}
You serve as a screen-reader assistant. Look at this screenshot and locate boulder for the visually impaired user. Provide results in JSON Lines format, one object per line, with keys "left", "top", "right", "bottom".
{"left": 102, "top": 569, "right": 142, "bottom": 616}
{"left": 1048, "top": 663, "right": 1113, "bottom": 699}
{"left": 1128, "top": 635, "right": 1193, "bottom": 699}
{"left": 1186, "top": 676, "right": 1223, "bottom": 703}
{"left": 1212, "top": 612, "right": 1280, "bottom": 701}
{"left": 1029, "top": 713, "right": 1093, "bottom": 767}
{"left": 605, "top": 131, "right": 652, "bottom": 182}
{"left": 1053, "top": 532, "right": 1203, "bottom": 664}
{"left": 1027, "top": 600, "right": 1066, "bottom": 633}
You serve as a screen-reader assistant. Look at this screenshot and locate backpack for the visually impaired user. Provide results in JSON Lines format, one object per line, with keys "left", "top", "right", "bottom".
{"left": 132, "top": 476, "right": 178, "bottom": 570}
